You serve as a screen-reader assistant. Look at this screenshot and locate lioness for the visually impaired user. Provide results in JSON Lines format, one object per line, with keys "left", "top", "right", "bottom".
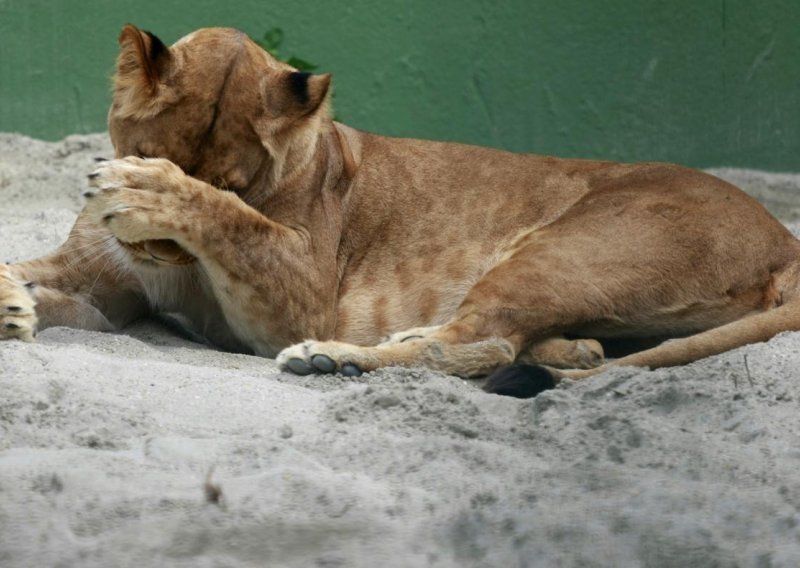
{"left": 2, "top": 25, "right": 799, "bottom": 397}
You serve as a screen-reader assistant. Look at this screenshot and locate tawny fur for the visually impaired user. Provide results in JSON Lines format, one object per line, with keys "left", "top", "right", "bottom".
{"left": 4, "top": 25, "right": 800, "bottom": 386}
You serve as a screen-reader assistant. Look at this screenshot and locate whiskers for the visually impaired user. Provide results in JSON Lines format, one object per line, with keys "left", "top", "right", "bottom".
{"left": 63, "top": 233, "right": 131, "bottom": 295}
{"left": 64, "top": 234, "right": 118, "bottom": 271}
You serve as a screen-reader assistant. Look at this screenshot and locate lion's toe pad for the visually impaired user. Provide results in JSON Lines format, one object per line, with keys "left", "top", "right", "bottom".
{"left": 277, "top": 341, "right": 368, "bottom": 376}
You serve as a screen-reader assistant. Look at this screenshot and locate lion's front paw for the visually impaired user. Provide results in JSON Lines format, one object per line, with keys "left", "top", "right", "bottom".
{"left": 0, "top": 265, "right": 37, "bottom": 341}
{"left": 86, "top": 156, "right": 186, "bottom": 193}
{"left": 83, "top": 157, "right": 194, "bottom": 243}
{"left": 276, "top": 340, "right": 366, "bottom": 377}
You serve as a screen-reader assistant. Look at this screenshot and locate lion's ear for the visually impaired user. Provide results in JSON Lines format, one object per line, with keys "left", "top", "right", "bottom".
{"left": 116, "top": 24, "right": 171, "bottom": 94}
{"left": 274, "top": 71, "right": 331, "bottom": 119}
{"left": 287, "top": 72, "right": 331, "bottom": 115}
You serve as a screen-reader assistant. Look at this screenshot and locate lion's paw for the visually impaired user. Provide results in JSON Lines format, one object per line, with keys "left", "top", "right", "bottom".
{"left": 276, "top": 340, "right": 365, "bottom": 377}
{"left": 83, "top": 157, "right": 193, "bottom": 243}
{"left": 86, "top": 156, "right": 185, "bottom": 194}
{"left": 0, "top": 265, "right": 38, "bottom": 341}
{"left": 573, "top": 339, "right": 604, "bottom": 369}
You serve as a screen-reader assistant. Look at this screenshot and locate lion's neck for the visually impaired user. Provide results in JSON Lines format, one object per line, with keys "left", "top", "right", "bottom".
{"left": 250, "top": 121, "right": 351, "bottom": 230}
{"left": 276, "top": 125, "right": 325, "bottom": 187}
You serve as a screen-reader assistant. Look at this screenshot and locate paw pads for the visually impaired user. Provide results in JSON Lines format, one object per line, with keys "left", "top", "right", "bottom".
{"left": 284, "top": 355, "right": 363, "bottom": 377}
{"left": 341, "top": 364, "right": 363, "bottom": 377}
{"left": 286, "top": 358, "right": 314, "bottom": 376}
{"left": 311, "top": 354, "right": 336, "bottom": 373}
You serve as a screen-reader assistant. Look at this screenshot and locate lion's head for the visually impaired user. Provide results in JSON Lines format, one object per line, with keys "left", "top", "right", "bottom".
{"left": 106, "top": 25, "right": 333, "bottom": 265}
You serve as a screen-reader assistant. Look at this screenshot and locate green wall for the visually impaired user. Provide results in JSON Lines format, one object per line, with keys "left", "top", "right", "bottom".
{"left": 1, "top": 0, "right": 798, "bottom": 170}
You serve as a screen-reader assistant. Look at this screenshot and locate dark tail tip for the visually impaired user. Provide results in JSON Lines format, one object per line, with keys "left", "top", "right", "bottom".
{"left": 483, "top": 364, "right": 557, "bottom": 398}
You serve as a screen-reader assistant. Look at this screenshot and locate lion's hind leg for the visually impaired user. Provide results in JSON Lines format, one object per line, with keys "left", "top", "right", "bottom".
{"left": 548, "top": 294, "right": 800, "bottom": 381}
{"left": 378, "top": 330, "right": 604, "bottom": 368}
{"left": 519, "top": 336, "right": 604, "bottom": 369}
{"left": 483, "top": 287, "right": 800, "bottom": 398}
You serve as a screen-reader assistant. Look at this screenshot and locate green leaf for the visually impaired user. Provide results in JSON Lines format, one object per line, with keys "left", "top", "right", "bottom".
{"left": 252, "top": 27, "right": 341, "bottom": 119}
{"left": 259, "top": 27, "right": 284, "bottom": 53}
{"left": 286, "top": 56, "right": 319, "bottom": 72}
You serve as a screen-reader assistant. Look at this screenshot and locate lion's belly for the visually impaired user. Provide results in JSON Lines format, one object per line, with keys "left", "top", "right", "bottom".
{"left": 333, "top": 242, "right": 508, "bottom": 345}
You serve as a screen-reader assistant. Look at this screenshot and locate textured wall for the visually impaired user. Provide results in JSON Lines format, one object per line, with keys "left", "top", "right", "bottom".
{"left": 1, "top": 0, "right": 798, "bottom": 170}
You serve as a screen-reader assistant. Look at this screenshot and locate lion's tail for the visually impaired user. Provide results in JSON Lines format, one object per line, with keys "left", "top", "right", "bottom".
{"left": 484, "top": 296, "right": 800, "bottom": 398}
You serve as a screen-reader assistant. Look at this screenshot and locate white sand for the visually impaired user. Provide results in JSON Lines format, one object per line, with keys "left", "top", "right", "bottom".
{"left": 2, "top": 133, "right": 800, "bottom": 567}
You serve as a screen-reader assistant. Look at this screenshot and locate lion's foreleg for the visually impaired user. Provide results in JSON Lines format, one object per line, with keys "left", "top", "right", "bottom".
{"left": 276, "top": 321, "right": 518, "bottom": 378}
{"left": 2, "top": 213, "right": 148, "bottom": 338}
{"left": 85, "top": 157, "right": 335, "bottom": 355}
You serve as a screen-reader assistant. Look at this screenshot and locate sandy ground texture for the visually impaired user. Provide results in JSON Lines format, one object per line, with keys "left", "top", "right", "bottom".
{"left": 2, "top": 132, "right": 800, "bottom": 567}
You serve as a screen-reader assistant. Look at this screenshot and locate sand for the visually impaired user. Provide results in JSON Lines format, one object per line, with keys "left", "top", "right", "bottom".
{"left": 2, "top": 132, "right": 800, "bottom": 567}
